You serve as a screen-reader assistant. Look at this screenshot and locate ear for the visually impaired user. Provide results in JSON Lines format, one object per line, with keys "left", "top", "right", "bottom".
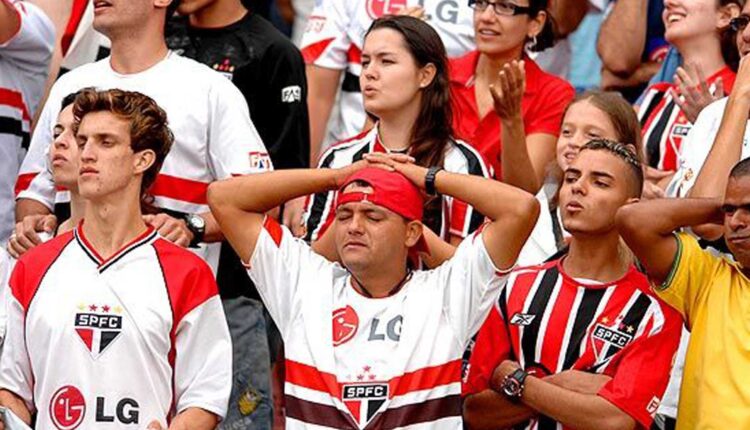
{"left": 404, "top": 221, "right": 423, "bottom": 248}
{"left": 154, "top": 0, "right": 172, "bottom": 9}
{"left": 717, "top": 3, "right": 741, "bottom": 29}
{"left": 527, "top": 10, "right": 547, "bottom": 39}
{"left": 418, "top": 63, "right": 437, "bottom": 89}
{"left": 133, "top": 149, "right": 156, "bottom": 176}
{"left": 626, "top": 196, "right": 640, "bottom": 205}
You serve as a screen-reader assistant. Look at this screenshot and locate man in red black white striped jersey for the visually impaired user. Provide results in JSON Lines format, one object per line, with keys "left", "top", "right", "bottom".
{"left": 463, "top": 140, "right": 682, "bottom": 430}
{"left": 208, "top": 153, "right": 540, "bottom": 429}
{"left": 0, "top": 89, "right": 231, "bottom": 430}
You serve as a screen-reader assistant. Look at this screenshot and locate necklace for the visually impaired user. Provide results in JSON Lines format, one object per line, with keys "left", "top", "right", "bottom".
{"left": 351, "top": 269, "right": 413, "bottom": 298}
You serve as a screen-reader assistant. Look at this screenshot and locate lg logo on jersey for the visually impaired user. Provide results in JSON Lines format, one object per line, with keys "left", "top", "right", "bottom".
{"left": 366, "top": 0, "right": 460, "bottom": 24}
{"left": 49, "top": 385, "right": 139, "bottom": 429}
{"left": 368, "top": 315, "right": 403, "bottom": 342}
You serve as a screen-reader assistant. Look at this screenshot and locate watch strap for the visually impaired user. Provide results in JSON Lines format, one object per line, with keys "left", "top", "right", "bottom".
{"left": 425, "top": 166, "right": 443, "bottom": 196}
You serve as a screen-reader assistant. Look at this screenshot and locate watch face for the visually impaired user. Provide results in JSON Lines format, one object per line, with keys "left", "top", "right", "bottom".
{"left": 189, "top": 215, "right": 206, "bottom": 229}
{"left": 502, "top": 379, "right": 521, "bottom": 397}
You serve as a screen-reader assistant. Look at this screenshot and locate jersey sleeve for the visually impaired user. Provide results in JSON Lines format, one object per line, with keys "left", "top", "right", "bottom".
{"left": 0, "top": 260, "right": 35, "bottom": 412}
{"left": 207, "top": 77, "right": 273, "bottom": 179}
{"left": 0, "top": 1, "right": 54, "bottom": 73}
{"left": 597, "top": 302, "right": 682, "bottom": 428}
{"left": 434, "top": 230, "right": 509, "bottom": 347}
{"left": 299, "top": 0, "right": 352, "bottom": 69}
{"left": 462, "top": 305, "right": 512, "bottom": 396}
{"left": 446, "top": 146, "right": 493, "bottom": 238}
{"left": 173, "top": 293, "right": 232, "bottom": 419}
{"left": 302, "top": 149, "right": 339, "bottom": 242}
{"left": 654, "top": 232, "right": 722, "bottom": 328}
{"left": 15, "top": 88, "right": 58, "bottom": 208}
{"left": 0, "top": 250, "right": 12, "bottom": 346}
{"left": 246, "top": 216, "right": 334, "bottom": 335}
{"left": 525, "top": 78, "right": 575, "bottom": 137}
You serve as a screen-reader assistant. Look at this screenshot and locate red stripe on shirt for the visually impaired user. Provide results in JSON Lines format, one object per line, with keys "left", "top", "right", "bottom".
{"left": 14, "top": 172, "right": 37, "bottom": 195}
{"left": 302, "top": 38, "right": 336, "bottom": 65}
{"left": 0, "top": 88, "right": 31, "bottom": 121}
{"left": 148, "top": 174, "right": 210, "bottom": 205}
{"left": 61, "top": 0, "right": 88, "bottom": 55}
{"left": 263, "top": 216, "right": 283, "bottom": 247}
{"left": 389, "top": 359, "right": 462, "bottom": 397}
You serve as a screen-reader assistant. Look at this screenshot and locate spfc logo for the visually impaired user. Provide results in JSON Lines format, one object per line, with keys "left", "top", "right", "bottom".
{"left": 342, "top": 382, "right": 388, "bottom": 424}
{"left": 366, "top": 0, "right": 407, "bottom": 18}
{"left": 74, "top": 304, "right": 123, "bottom": 359}
{"left": 590, "top": 319, "right": 634, "bottom": 366}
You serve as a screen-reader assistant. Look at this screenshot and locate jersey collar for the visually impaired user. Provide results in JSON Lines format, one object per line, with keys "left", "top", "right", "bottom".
{"left": 74, "top": 220, "right": 157, "bottom": 273}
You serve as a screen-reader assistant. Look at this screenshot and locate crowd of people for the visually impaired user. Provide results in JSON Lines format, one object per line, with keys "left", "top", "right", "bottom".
{"left": 0, "top": 0, "right": 749, "bottom": 429}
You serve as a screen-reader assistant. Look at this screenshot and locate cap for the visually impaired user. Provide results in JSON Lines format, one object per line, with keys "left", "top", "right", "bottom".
{"left": 335, "top": 167, "right": 428, "bottom": 254}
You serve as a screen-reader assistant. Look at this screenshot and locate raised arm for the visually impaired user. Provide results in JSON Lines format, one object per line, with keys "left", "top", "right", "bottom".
{"left": 596, "top": 0, "right": 648, "bottom": 77}
{"left": 616, "top": 198, "right": 723, "bottom": 284}
{"left": 0, "top": 0, "right": 20, "bottom": 44}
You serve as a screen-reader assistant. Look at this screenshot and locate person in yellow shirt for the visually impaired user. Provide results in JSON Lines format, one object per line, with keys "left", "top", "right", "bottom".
{"left": 616, "top": 151, "right": 750, "bottom": 427}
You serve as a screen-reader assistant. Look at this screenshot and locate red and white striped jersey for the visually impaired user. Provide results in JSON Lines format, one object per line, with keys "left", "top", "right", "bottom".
{"left": 0, "top": 0, "right": 54, "bottom": 244}
{"left": 15, "top": 52, "right": 272, "bottom": 271}
{"left": 0, "top": 223, "right": 232, "bottom": 428}
{"left": 303, "top": 126, "right": 492, "bottom": 242}
{"left": 464, "top": 259, "right": 682, "bottom": 429}
{"left": 246, "top": 217, "right": 507, "bottom": 429}
{"left": 300, "top": 0, "right": 475, "bottom": 143}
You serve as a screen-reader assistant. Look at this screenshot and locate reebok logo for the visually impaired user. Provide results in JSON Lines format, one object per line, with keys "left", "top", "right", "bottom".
{"left": 510, "top": 313, "right": 536, "bottom": 326}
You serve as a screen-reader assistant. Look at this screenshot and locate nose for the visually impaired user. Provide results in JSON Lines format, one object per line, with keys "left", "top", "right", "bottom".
{"left": 742, "top": 23, "right": 750, "bottom": 44}
{"left": 361, "top": 61, "right": 377, "bottom": 82}
{"left": 663, "top": 0, "right": 678, "bottom": 10}
{"left": 347, "top": 212, "right": 366, "bottom": 235}
{"left": 53, "top": 133, "right": 68, "bottom": 150}
{"left": 729, "top": 209, "right": 749, "bottom": 232}
{"left": 78, "top": 138, "right": 95, "bottom": 162}
{"left": 570, "top": 178, "right": 586, "bottom": 196}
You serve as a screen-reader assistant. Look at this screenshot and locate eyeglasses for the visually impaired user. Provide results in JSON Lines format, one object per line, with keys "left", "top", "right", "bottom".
{"left": 468, "top": 0, "right": 533, "bottom": 16}
{"left": 730, "top": 14, "right": 750, "bottom": 32}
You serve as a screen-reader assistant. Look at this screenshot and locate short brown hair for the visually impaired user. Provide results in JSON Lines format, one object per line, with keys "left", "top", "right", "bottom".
{"left": 72, "top": 88, "right": 174, "bottom": 198}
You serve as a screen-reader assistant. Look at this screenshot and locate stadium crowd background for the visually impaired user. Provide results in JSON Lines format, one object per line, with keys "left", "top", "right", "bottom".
{"left": 1, "top": 0, "right": 750, "bottom": 429}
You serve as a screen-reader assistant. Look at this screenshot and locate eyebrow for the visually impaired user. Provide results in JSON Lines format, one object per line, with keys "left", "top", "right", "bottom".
{"left": 77, "top": 132, "right": 120, "bottom": 140}
{"left": 362, "top": 50, "right": 397, "bottom": 58}
{"left": 591, "top": 171, "right": 615, "bottom": 180}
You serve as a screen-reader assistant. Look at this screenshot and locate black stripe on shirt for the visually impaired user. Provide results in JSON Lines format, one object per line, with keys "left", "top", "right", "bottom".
{"left": 365, "top": 394, "right": 461, "bottom": 429}
{"left": 304, "top": 150, "right": 337, "bottom": 242}
{"left": 645, "top": 99, "right": 676, "bottom": 169}
{"left": 285, "top": 395, "right": 358, "bottom": 429}
{"left": 562, "top": 288, "right": 606, "bottom": 370}
{"left": 0, "top": 116, "right": 30, "bottom": 149}
{"left": 639, "top": 90, "right": 665, "bottom": 128}
{"left": 454, "top": 143, "right": 487, "bottom": 233}
{"left": 521, "top": 267, "right": 559, "bottom": 367}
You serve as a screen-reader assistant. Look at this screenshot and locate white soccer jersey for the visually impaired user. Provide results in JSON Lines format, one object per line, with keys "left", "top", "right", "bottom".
{"left": 303, "top": 126, "right": 492, "bottom": 242}
{"left": 666, "top": 97, "right": 750, "bottom": 197}
{"left": 247, "top": 217, "right": 506, "bottom": 429}
{"left": 15, "top": 52, "right": 272, "bottom": 271}
{"left": 0, "top": 0, "right": 54, "bottom": 244}
{"left": 0, "top": 224, "right": 232, "bottom": 429}
{"left": 300, "top": 0, "right": 475, "bottom": 142}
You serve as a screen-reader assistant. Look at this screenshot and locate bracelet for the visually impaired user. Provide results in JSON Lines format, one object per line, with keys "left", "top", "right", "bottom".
{"left": 425, "top": 166, "right": 443, "bottom": 196}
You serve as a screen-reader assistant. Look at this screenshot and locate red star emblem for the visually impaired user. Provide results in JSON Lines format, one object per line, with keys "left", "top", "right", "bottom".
{"left": 89, "top": 304, "right": 97, "bottom": 312}
{"left": 369, "top": 374, "right": 376, "bottom": 381}
{"left": 102, "top": 305, "right": 110, "bottom": 313}
{"left": 363, "top": 365, "right": 371, "bottom": 372}
{"left": 357, "top": 374, "right": 364, "bottom": 381}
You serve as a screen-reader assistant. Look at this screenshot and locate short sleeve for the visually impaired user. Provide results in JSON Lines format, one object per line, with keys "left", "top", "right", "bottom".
{"left": 525, "top": 78, "right": 575, "bottom": 137}
{"left": 654, "top": 232, "right": 722, "bottom": 327}
{"left": 246, "top": 217, "right": 335, "bottom": 335}
{"left": 597, "top": 301, "right": 682, "bottom": 428}
{"left": 462, "top": 306, "right": 512, "bottom": 396}
{"left": 207, "top": 77, "right": 273, "bottom": 178}
{"left": 433, "top": 231, "right": 509, "bottom": 347}
{"left": 299, "top": 0, "right": 352, "bottom": 69}
{"left": 0, "top": 1, "right": 54, "bottom": 73}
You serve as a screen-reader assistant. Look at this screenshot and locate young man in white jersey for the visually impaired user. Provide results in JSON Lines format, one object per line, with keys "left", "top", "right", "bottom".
{"left": 0, "top": 88, "right": 232, "bottom": 429}
{"left": 208, "top": 153, "right": 539, "bottom": 428}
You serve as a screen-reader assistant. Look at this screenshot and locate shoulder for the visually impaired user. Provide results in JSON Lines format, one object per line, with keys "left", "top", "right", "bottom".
{"left": 513, "top": 259, "right": 557, "bottom": 276}
{"left": 151, "top": 238, "right": 214, "bottom": 278}
{"left": 17, "top": 231, "right": 75, "bottom": 270}
{"left": 445, "top": 138, "right": 492, "bottom": 177}
{"left": 448, "top": 51, "right": 479, "bottom": 85}
{"left": 11, "top": 231, "right": 75, "bottom": 307}
{"left": 317, "top": 129, "right": 374, "bottom": 165}
{"left": 526, "top": 59, "right": 574, "bottom": 98}
{"left": 696, "top": 96, "right": 729, "bottom": 123}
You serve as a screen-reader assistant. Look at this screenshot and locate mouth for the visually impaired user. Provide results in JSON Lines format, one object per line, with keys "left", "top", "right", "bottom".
{"left": 343, "top": 241, "right": 367, "bottom": 250}
{"left": 476, "top": 28, "right": 501, "bottom": 40}
{"left": 565, "top": 201, "right": 584, "bottom": 213}
{"left": 362, "top": 86, "right": 378, "bottom": 97}
{"left": 665, "top": 12, "right": 686, "bottom": 25}
{"left": 728, "top": 235, "right": 750, "bottom": 245}
{"left": 93, "top": 0, "right": 112, "bottom": 13}
{"left": 79, "top": 167, "right": 99, "bottom": 177}
{"left": 51, "top": 155, "right": 68, "bottom": 166}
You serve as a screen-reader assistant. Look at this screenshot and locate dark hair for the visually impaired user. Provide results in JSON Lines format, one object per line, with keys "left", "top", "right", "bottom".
{"left": 72, "top": 88, "right": 174, "bottom": 208}
{"left": 565, "top": 90, "right": 644, "bottom": 161}
{"left": 580, "top": 139, "right": 644, "bottom": 198}
{"left": 60, "top": 92, "right": 81, "bottom": 112}
{"left": 729, "top": 157, "right": 750, "bottom": 178}
{"left": 719, "top": 0, "right": 745, "bottom": 72}
{"left": 364, "top": 15, "right": 453, "bottom": 231}
{"left": 526, "top": 0, "right": 556, "bottom": 52}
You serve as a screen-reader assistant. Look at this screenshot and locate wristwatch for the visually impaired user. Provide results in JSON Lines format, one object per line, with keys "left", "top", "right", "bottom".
{"left": 184, "top": 213, "right": 206, "bottom": 248}
{"left": 501, "top": 368, "right": 528, "bottom": 402}
{"left": 425, "top": 166, "right": 443, "bottom": 196}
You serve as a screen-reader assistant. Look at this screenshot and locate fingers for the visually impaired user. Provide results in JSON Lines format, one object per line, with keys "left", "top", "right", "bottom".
{"left": 397, "top": 6, "right": 425, "bottom": 18}
{"left": 147, "top": 214, "right": 192, "bottom": 247}
{"left": 147, "top": 420, "right": 164, "bottom": 430}
{"left": 716, "top": 77, "right": 725, "bottom": 99}
{"left": 363, "top": 152, "right": 414, "bottom": 164}
{"left": 145, "top": 213, "right": 168, "bottom": 230}
{"left": 692, "top": 62, "right": 709, "bottom": 95}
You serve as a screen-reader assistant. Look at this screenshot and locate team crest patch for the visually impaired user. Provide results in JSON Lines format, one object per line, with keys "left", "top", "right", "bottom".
{"left": 74, "top": 303, "right": 123, "bottom": 359}
{"left": 333, "top": 305, "right": 359, "bottom": 346}
{"left": 590, "top": 316, "right": 634, "bottom": 364}
{"left": 249, "top": 151, "right": 272, "bottom": 170}
{"left": 366, "top": 0, "right": 407, "bottom": 18}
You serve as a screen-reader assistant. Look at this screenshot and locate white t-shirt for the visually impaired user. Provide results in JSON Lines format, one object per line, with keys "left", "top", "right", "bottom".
{"left": 0, "top": 1, "right": 54, "bottom": 245}
{"left": 246, "top": 217, "right": 507, "bottom": 429}
{"left": 300, "top": 0, "right": 475, "bottom": 143}
{"left": 0, "top": 225, "right": 232, "bottom": 428}
{"left": 16, "top": 52, "right": 272, "bottom": 272}
{"left": 517, "top": 183, "right": 568, "bottom": 266}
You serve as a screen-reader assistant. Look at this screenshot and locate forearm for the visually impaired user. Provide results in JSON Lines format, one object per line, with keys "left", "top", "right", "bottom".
{"left": 208, "top": 169, "right": 339, "bottom": 216}
{"left": 522, "top": 377, "right": 635, "bottom": 430}
{"left": 551, "top": 0, "right": 589, "bottom": 36}
{"left": 434, "top": 170, "right": 536, "bottom": 223}
{"left": 618, "top": 198, "right": 723, "bottom": 238}
{"left": 15, "top": 198, "right": 52, "bottom": 221}
{"left": 0, "top": 389, "right": 31, "bottom": 425}
{"left": 199, "top": 212, "right": 224, "bottom": 243}
{"left": 688, "top": 94, "right": 750, "bottom": 199}
{"left": 601, "top": 62, "right": 661, "bottom": 89}
{"left": 464, "top": 390, "right": 535, "bottom": 430}
{"left": 169, "top": 408, "right": 219, "bottom": 430}
{"left": 499, "top": 117, "right": 540, "bottom": 194}
{"left": 596, "top": 0, "right": 647, "bottom": 75}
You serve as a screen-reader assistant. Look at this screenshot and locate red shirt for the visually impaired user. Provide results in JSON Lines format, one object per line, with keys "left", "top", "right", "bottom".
{"left": 449, "top": 52, "right": 575, "bottom": 176}
{"left": 463, "top": 260, "right": 682, "bottom": 429}
{"left": 639, "top": 66, "right": 736, "bottom": 171}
